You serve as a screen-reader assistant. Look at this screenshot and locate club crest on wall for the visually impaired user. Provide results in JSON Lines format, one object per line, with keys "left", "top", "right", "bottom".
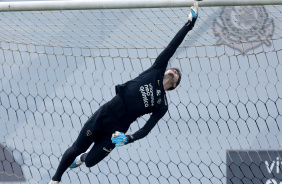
{"left": 214, "top": 6, "right": 274, "bottom": 54}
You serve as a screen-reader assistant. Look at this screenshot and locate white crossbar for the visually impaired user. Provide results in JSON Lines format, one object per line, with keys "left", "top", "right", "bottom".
{"left": 0, "top": 0, "right": 281, "bottom": 12}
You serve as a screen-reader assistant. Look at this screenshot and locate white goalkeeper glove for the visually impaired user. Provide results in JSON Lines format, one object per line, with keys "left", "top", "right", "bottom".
{"left": 188, "top": 1, "right": 199, "bottom": 22}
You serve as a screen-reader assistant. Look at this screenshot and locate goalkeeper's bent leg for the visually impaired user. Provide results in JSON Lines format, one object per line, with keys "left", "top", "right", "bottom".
{"left": 84, "top": 136, "right": 115, "bottom": 167}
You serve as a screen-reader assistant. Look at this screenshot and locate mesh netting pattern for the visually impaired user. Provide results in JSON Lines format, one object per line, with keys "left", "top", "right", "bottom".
{"left": 0, "top": 5, "right": 282, "bottom": 184}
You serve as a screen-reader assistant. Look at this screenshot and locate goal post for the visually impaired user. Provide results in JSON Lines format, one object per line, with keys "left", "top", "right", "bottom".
{"left": 0, "top": 0, "right": 282, "bottom": 12}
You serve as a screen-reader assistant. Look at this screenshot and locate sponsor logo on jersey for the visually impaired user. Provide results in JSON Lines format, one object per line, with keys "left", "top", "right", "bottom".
{"left": 157, "top": 80, "right": 160, "bottom": 86}
{"left": 214, "top": 6, "right": 274, "bottom": 54}
{"left": 157, "top": 98, "right": 162, "bottom": 104}
{"left": 86, "top": 130, "right": 92, "bottom": 136}
{"left": 139, "top": 83, "right": 154, "bottom": 107}
{"left": 157, "top": 90, "right": 161, "bottom": 96}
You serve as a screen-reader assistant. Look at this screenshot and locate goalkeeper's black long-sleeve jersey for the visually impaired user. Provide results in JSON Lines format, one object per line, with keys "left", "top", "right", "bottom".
{"left": 114, "top": 21, "right": 195, "bottom": 143}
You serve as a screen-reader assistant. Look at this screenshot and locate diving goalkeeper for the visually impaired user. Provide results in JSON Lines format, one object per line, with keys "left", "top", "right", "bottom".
{"left": 49, "top": 3, "right": 198, "bottom": 183}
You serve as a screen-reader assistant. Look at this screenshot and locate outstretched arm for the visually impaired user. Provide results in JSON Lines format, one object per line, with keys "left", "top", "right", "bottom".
{"left": 151, "top": 2, "right": 199, "bottom": 71}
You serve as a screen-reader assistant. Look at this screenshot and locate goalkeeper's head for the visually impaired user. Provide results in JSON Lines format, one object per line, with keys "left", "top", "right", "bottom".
{"left": 164, "top": 68, "right": 182, "bottom": 91}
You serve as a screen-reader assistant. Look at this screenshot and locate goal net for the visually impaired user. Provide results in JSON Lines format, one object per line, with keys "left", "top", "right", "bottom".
{"left": 0, "top": 4, "right": 282, "bottom": 184}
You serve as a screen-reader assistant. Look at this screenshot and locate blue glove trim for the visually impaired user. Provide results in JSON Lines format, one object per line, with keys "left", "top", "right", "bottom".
{"left": 116, "top": 143, "right": 125, "bottom": 147}
{"left": 191, "top": 9, "right": 198, "bottom": 19}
